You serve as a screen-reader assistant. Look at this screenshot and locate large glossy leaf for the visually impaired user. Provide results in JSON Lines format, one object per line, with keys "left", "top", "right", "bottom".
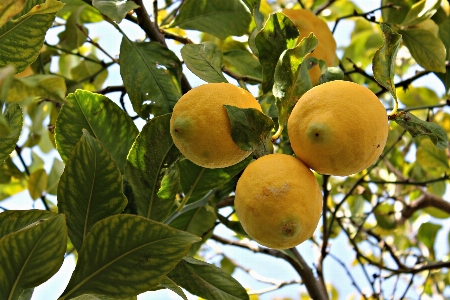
{"left": 58, "top": 130, "right": 128, "bottom": 251}
{"left": 255, "top": 12, "right": 299, "bottom": 93}
{"left": 55, "top": 89, "right": 139, "bottom": 173}
{"left": 177, "top": 156, "right": 251, "bottom": 203}
{"left": 399, "top": 28, "right": 446, "bottom": 73}
{"left": 119, "top": 38, "right": 182, "bottom": 119}
{"left": 0, "top": 209, "right": 56, "bottom": 239}
{"left": 0, "top": 0, "right": 26, "bottom": 27}
{"left": 59, "top": 214, "right": 201, "bottom": 299}
{"left": 373, "top": 23, "right": 402, "bottom": 100}
{"left": 224, "top": 105, "right": 274, "bottom": 157}
{"left": 181, "top": 42, "right": 227, "bottom": 83}
{"left": 170, "top": 0, "right": 251, "bottom": 39}
{"left": 168, "top": 257, "right": 249, "bottom": 300}
{"left": 0, "top": 103, "right": 23, "bottom": 164}
{"left": 272, "top": 33, "right": 317, "bottom": 131}
{"left": 0, "top": 0, "right": 65, "bottom": 73}
{"left": 0, "top": 213, "right": 67, "bottom": 300}
{"left": 125, "top": 114, "right": 181, "bottom": 221}
{"left": 92, "top": 0, "right": 139, "bottom": 23}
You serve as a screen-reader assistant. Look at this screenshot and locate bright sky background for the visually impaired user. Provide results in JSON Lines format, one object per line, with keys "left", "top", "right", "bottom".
{"left": 2, "top": 0, "right": 449, "bottom": 299}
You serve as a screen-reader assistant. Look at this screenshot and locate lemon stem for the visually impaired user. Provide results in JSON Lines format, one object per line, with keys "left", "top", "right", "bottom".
{"left": 271, "top": 124, "right": 283, "bottom": 142}
{"left": 389, "top": 97, "right": 398, "bottom": 117}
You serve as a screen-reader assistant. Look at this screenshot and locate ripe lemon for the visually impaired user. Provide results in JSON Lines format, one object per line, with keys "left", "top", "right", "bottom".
{"left": 234, "top": 153, "right": 322, "bottom": 249}
{"left": 282, "top": 9, "right": 337, "bottom": 85}
{"left": 287, "top": 80, "right": 389, "bottom": 176}
{"left": 170, "top": 83, "right": 262, "bottom": 168}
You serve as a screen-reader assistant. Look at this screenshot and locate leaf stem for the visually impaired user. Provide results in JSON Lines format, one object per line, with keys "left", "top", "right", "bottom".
{"left": 271, "top": 125, "right": 283, "bottom": 141}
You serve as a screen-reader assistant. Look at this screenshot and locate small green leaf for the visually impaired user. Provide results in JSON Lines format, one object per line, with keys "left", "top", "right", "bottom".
{"left": 397, "top": 86, "right": 441, "bottom": 106}
{"left": 273, "top": 33, "right": 318, "bottom": 131}
{"left": 28, "top": 168, "right": 47, "bottom": 200}
{"left": 59, "top": 214, "right": 201, "bottom": 299}
{"left": 71, "top": 54, "right": 108, "bottom": 90}
{"left": 418, "top": 222, "right": 441, "bottom": 257}
{"left": 170, "top": 0, "right": 251, "bottom": 39}
{"left": 0, "top": 0, "right": 26, "bottom": 27}
{"left": 0, "top": 210, "right": 56, "bottom": 239}
{"left": 318, "top": 66, "right": 344, "bottom": 84}
{"left": 224, "top": 105, "right": 274, "bottom": 158}
{"left": 0, "top": 213, "right": 67, "bottom": 300}
{"left": 180, "top": 42, "right": 227, "bottom": 83}
{"left": 125, "top": 114, "right": 181, "bottom": 221}
{"left": 57, "top": 8, "right": 88, "bottom": 51}
{"left": 399, "top": 28, "right": 446, "bottom": 73}
{"left": 6, "top": 74, "right": 67, "bottom": 103}
{"left": 177, "top": 156, "right": 251, "bottom": 203}
{"left": 223, "top": 50, "right": 262, "bottom": 84}
{"left": 393, "top": 111, "right": 448, "bottom": 150}
{"left": 57, "top": 130, "right": 128, "bottom": 251}
{"left": 119, "top": 38, "right": 182, "bottom": 119}
{"left": 168, "top": 257, "right": 249, "bottom": 300}
{"left": 381, "top": 0, "right": 411, "bottom": 25}
{"left": 18, "top": 288, "right": 34, "bottom": 300}
{"left": 255, "top": 12, "right": 300, "bottom": 93}
{"left": 0, "top": 0, "right": 65, "bottom": 73}
{"left": 160, "top": 277, "right": 187, "bottom": 300}
{"left": 55, "top": 89, "right": 139, "bottom": 173}
{"left": 0, "top": 103, "right": 23, "bottom": 164}
{"left": 373, "top": 23, "right": 402, "bottom": 99}
{"left": 220, "top": 257, "right": 236, "bottom": 275}
{"left": 400, "top": 0, "right": 441, "bottom": 26}
{"left": 46, "top": 158, "right": 64, "bottom": 195}
{"left": 72, "top": 295, "right": 136, "bottom": 300}
{"left": 374, "top": 202, "right": 396, "bottom": 230}
{"left": 57, "top": 0, "right": 103, "bottom": 23}
{"left": 217, "top": 214, "right": 249, "bottom": 238}
{"left": 92, "top": 0, "right": 139, "bottom": 23}
{"left": 416, "top": 138, "right": 449, "bottom": 171}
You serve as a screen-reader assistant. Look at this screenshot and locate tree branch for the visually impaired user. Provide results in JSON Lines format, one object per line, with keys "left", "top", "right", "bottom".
{"left": 399, "top": 192, "right": 450, "bottom": 223}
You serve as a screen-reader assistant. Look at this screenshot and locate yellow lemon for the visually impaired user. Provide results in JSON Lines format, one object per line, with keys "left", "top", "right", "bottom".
{"left": 287, "top": 80, "right": 389, "bottom": 176}
{"left": 170, "top": 83, "right": 262, "bottom": 168}
{"left": 282, "top": 9, "right": 337, "bottom": 85}
{"left": 234, "top": 153, "right": 322, "bottom": 249}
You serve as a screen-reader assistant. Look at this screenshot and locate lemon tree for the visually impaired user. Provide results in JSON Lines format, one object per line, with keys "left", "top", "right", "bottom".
{"left": 1, "top": 1, "right": 450, "bottom": 300}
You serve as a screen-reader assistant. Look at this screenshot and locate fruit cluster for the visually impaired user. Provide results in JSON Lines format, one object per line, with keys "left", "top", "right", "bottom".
{"left": 169, "top": 9, "right": 389, "bottom": 250}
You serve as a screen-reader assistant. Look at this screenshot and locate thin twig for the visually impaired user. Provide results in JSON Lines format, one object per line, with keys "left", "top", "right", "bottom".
{"left": 76, "top": 24, "right": 119, "bottom": 64}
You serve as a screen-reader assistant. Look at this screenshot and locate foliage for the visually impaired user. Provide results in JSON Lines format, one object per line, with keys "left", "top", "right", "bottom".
{"left": 0, "top": 0, "right": 450, "bottom": 299}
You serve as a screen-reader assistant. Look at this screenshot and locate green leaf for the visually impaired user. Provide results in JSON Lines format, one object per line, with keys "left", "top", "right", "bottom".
{"left": 59, "top": 214, "right": 201, "bottom": 299}
{"left": 92, "top": 0, "right": 139, "bottom": 23}
{"left": 170, "top": 0, "right": 251, "bottom": 39}
{"left": 224, "top": 105, "right": 274, "bottom": 158}
{"left": 217, "top": 214, "right": 249, "bottom": 238}
{"left": 28, "top": 168, "right": 47, "bottom": 200}
{"left": 177, "top": 156, "right": 251, "bottom": 203}
{"left": 168, "top": 257, "right": 249, "bottom": 300}
{"left": 220, "top": 257, "right": 236, "bottom": 275}
{"left": 400, "top": 0, "right": 441, "bottom": 26}
{"left": 73, "top": 295, "right": 136, "bottom": 300}
{"left": 399, "top": 28, "right": 446, "bottom": 73}
{"left": 273, "top": 33, "right": 317, "bottom": 131}
{"left": 393, "top": 111, "right": 448, "bottom": 150}
{"left": 71, "top": 55, "right": 108, "bottom": 90}
{"left": 57, "top": 0, "right": 103, "bottom": 23}
{"left": 223, "top": 50, "right": 262, "bottom": 84}
{"left": 125, "top": 114, "right": 181, "bottom": 221}
{"left": 18, "top": 288, "right": 34, "bottom": 300}
{"left": 160, "top": 277, "right": 187, "bottom": 300}
{"left": 181, "top": 42, "right": 227, "bottom": 83}
{"left": 255, "top": 12, "right": 299, "bottom": 93}
{"left": 169, "top": 205, "right": 217, "bottom": 254}
{"left": 46, "top": 158, "right": 64, "bottom": 195}
{"left": 6, "top": 74, "right": 67, "bottom": 103}
{"left": 318, "top": 66, "right": 344, "bottom": 84}
{"left": 57, "top": 7, "right": 88, "bottom": 51}
{"left": 0, "top": 213, "right": 67, "bottom": 300}
{"left": 57, "top": 130, "right": 128, "bottom": 251}
{"left": 374, "top": 202, "right": 396, "bottom": 230}
{"left": 0, "top": 0, "right": 26, "bottom": 27}
{"left": 418, "top": 222, "right": 441, "bottom": 257}
{"left": 416, "top": 138, "right": 449, "bottom": 171}
{"left": 373, "top": 23, "right": 402, "bottom": 100}
{"left": 0, "top": 103, "right": 23, "bottom": 164}
{"left": 0, "top": 0, "right": 65, "bottom": 73}
{"left": 119, "top": 38, "right": 182, "bottom": 119}
{"left": 397, "top": 86, "right": 441, "bottom": 106}
{"left": 0, "top": 210, "right": 56, "bottom": 239}
{"left": 55, "top": 89, "right": 139, "bottom": 173}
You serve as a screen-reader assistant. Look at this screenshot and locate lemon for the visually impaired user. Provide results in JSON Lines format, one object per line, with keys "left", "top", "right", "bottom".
{"left": 170, "top": 83, "right": 262, "bottom": 168}
{"left": 282, "top": 9, "right": 337, "bottom": 85}
{"left": 287, "top": 80, "right": 389, "bottom": 176}
{"left": 234, "top": 153, "right": 322, "bottom": 249}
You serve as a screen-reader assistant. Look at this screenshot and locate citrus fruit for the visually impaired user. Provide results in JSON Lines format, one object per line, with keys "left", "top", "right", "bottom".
{"left": 282, "top": 8, "right": 337, "bottom": 85}
{"left": 287, "top": 80, "right": 389, "bottom": 176}
{"left": 234, "top": 153, "right": 322, "bottom": 249}
{"left": 170, "top": 83, "right": 262, "bottom": 168}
